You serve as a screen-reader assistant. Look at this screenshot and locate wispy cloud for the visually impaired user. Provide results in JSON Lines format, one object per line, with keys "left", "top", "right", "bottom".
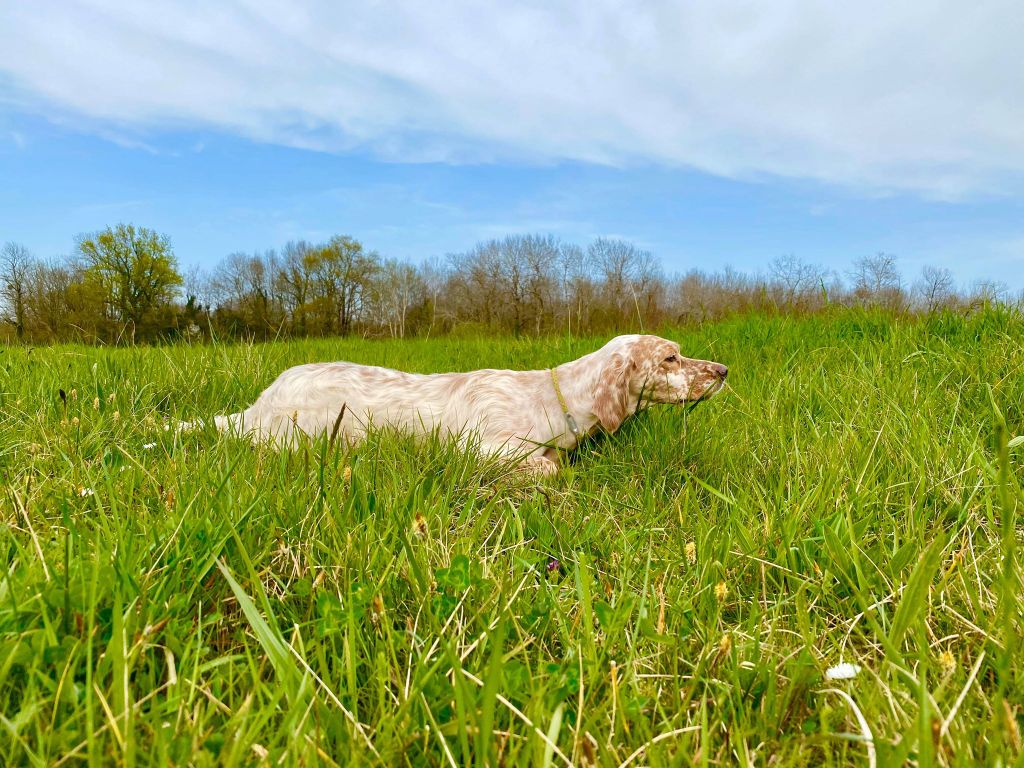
{"left": 1, "top": 1, "right": 1022, "bottom": 198}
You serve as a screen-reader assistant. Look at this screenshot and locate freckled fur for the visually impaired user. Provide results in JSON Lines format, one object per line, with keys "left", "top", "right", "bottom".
{"left": 205, "top": 334, "right": 727, "bottom": 475}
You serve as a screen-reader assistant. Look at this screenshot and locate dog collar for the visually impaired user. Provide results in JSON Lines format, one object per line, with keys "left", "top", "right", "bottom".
{"left": 550, "top": 367, "right": 581, "bottom": 439}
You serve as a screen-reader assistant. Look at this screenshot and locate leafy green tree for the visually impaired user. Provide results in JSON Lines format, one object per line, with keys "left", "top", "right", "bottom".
{"left": 76, "top": 224, "right": 183, "bottom": 340}
{"left": 307, "top": 236, "right": 380, "bottom": 335}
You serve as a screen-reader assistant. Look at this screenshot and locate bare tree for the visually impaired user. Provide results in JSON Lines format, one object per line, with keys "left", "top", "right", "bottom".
{"left": 504, "top": 235, "right": 560, "bottom": 335}
{"left": 1, "top": 242, "right": 35, "bottom": 340}
{"left": 370, "top": 259, "right": 425, "bottom": 338}
{"left": 849, "top": 252, "right": 905, "bottom": 310}
{"left": 418, "top": 257, "right": 448, "bottom": 334}
{"left": 495, "top": 238, "right": 529, "bottom": 334}
{"left": 588, "top": 238, "right": 662, "bottom": 329}
{"left": 770, "top": 254, "right": 829, "bottom": 309}
{"left": 914, "top": 265, "right": 955, "bottom": 313}
{"left": 555, "top": 242, "right": 589, "bottom": 334}
{"left": 210, "top": 250, "right": 282, "bottom": 334}
{"left": 211, "top": 252, "right": 253, "bottom": 308}
{"left": 968, "top": 279, "right": 1009, "bottom": 308}
{"left": 183, "top": 264, "right": 214, "bottom": 310}
{"left": 519, "top": 236, "right": 555, "bottom": 334}
{"left": 446, "top": 241, "right": 504, "bottom": 329}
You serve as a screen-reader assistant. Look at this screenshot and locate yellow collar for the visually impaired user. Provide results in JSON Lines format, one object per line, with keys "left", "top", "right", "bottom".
{"left": 550, "top": 367, "right": 581, "bottom": 439}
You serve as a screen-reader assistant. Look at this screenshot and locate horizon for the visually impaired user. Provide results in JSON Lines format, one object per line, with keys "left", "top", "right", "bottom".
{"left": 2, "top": 2, "right": 1024, "bottom": 290}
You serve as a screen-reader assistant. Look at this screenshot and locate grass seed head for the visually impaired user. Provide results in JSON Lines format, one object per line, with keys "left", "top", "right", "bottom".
{"left": 685, "top": 541, "right": 697, "bottom": 564}
{"left": 580, "top": 732, "right": 598, "bottom": 767}
{"left": 371, "top": 594, "right": 385, "bottom": 627}
{"left": 714, "top": 581, "right": 728, "bottom": 602}
{"left": 939, "top": 649, "right": 956, "bottom": 677}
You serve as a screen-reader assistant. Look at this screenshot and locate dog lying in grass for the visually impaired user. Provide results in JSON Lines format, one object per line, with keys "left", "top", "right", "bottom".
{"left": 202, "top": 334, "right": 728, "bottom": 475}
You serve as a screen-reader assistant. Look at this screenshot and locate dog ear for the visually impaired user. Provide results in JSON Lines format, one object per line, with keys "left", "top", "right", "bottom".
{"left": 593, "top": 352, "right": 634, "bottom": 432}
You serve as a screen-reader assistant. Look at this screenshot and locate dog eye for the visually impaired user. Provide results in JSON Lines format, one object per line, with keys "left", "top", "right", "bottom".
{"left": 663, "top": 355, "right": 678, "bottom": 364}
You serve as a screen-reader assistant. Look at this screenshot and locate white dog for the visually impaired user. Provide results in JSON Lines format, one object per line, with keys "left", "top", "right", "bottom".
{"left": 202, "top": 334, "right": 727, "bottom": 475}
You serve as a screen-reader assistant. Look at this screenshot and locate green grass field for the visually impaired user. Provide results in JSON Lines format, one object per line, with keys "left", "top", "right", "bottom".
{"left": 2, "top": 310, "right": 1022, "bottom": 766}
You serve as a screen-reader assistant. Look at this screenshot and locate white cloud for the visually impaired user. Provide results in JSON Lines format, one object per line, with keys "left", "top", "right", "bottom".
{"left": 1, "top": 0, "right": 1022, "bottom": 197}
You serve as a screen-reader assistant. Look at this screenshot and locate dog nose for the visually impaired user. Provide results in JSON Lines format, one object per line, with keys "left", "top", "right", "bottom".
{"left": 710, "top": 363, "right": 728, "bottom": 379}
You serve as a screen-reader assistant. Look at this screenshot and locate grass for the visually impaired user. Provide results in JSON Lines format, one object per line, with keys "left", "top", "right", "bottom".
{"left": 1, "top": 309, "right": 1023, "bottom": 767}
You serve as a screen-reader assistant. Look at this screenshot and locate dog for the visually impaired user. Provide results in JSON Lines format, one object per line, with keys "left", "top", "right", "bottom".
{"left": 203, "top": 334, "right": 727, "bottom": 475}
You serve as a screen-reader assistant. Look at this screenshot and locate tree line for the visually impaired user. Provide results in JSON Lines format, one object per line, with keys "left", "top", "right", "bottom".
{"left": 0, "top": 224, "right": 1017, "bottom": 344}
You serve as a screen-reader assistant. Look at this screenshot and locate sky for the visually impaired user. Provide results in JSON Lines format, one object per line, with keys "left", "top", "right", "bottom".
{"left": 1, "top": 0, "right": 1023, "bottom": 290}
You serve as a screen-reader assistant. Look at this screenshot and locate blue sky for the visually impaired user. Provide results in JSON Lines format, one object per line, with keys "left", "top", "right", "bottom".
{"left": 2, "top": 1, "right": 1023, "bottom": 289}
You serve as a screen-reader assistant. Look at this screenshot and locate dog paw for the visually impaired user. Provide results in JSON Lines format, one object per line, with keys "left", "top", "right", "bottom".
{"left": 521, "top": 455, "right": 559, "bottom": 477}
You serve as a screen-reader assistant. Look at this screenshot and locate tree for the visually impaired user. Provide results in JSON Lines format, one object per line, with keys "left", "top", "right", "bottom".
{"left": 211, "top": 250, "right": 282, "bottom": 336}
{"left": 21, "top": 258, "right": 106, "bottom": 342}
{"left": 555, "top": 242, "right": 590, "bottom": 334}
{"left": 588, "top": 238, "right": 661, "bottom": 328}
{"left": 849, "top": 252, "right": 904, "bottom": 310}
{"left": 495, "top": 237, "right": 529, "bottom": 334}
{"left": 277, "top": 241, "right": 315, "bottom": 334}
{"left": 446, "top": 241, "right": 503, "bottom": 329}
{"left": 968, "top": 279, "right": 1009, "bottom": 308}
{"left": 914, "top": 265, "right": 955, "bottom": 313}
{"left": 307, "top": 236, "right": 380, "bottom": 335}
{"left": 1, "top": 242, "right": 35, "bottom": 340}
{"left": 369, "top": 259, "right": 426, "bottom": 338}
{"left": 770, "top": 254, "right": 829, "bottom": 309}
{"left": 76, "top": 224, "right": 183, "bottom": 340}
{"left": 418, "top": 257, "right": 448, "bottom": 334}
{"left": 517, "top": 235, "right": 560, "bottom": 335}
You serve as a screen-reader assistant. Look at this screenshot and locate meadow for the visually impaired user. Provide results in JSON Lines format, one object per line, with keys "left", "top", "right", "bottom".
{"left": 1, "top": 310, "right": 1022, "bottom": 767}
